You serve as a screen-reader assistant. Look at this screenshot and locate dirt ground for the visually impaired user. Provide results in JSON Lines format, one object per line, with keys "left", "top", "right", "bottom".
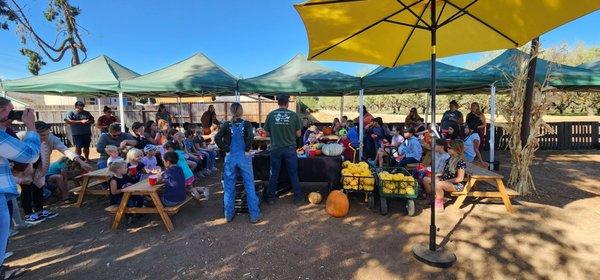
{"left": 5, "top": 150, "right": 600, "bottom": 280}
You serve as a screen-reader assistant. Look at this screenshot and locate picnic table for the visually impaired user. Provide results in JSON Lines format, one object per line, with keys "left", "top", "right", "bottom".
{"left": 451, "top": 162, "right": 519, "bottom": 213}
{"left": 74, "top": 168, "right": 110, "bottom": 207}
{"left": 106, "top": 178, "right": 192, "bottom": 232}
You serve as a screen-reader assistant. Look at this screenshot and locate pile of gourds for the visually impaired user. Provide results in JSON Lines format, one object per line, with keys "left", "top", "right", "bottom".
{"left": 378, "top": 171, "right": 416, "bottom": 195}
{"left": 341, "top": 161, "right": 375, "bottom": 191}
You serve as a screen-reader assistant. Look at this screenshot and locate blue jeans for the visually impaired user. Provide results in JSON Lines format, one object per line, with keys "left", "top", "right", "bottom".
{"left": 223, "top": 154, "right": 261, "bottom": 220}
{"left": 268, "top": 147, "right": 301, "bottom": 202}
{"left": 98, "top": 158, "right": 108, "bottom": 169}
{"left": 1, "top": 194, "right": 10, "bottom": 267}
{"left": 396, "top": 157, "right": 420, "bottom": 167}
{"left": 201, "top": 149, "right": 217, "bottom": 169}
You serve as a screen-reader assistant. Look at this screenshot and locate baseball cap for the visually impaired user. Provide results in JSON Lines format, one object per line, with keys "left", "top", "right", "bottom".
{"left": 35, "top": 121, "right": 51, "bottom": 131}
{"left": 143, "top": 144, "right": 158, "bottom": 153}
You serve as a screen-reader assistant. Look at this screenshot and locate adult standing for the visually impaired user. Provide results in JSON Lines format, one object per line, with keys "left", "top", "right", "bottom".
{"left": 95, "top": 106, "right": 117, "bottom": 133}
{"left": 155, "top": 104, "right": 173, "bottom": 125}
{"left": 95, "top": 123, "right": 137, "bottom": 169}
{"left": 0, "top": 99, "right": 40, "bottom": 279}
{"left": 214, "top": 103, "right": 261, "bottom": 223}
{"left": 263, "top": 95, "right": 303, "bottom": 205}
{"left": 200, "top": 105, "right": 218, "bottom": 135}
{"left": 466, "top": 102, "right": 487, "bottom": 152}
{"left": 441, "top": 100, "right": 464, "bottom": 130}
{"left": 64, "top": 101, "right": 95, "bottom": 161}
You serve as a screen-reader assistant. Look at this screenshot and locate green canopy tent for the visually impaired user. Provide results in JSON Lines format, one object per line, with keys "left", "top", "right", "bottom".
{"left": 239, "top": 54, "right": 360, "bottom": 125}
{"left": 121, "top": 53, "right": 238, "bottom": 124}
{"left": 578, "top": 60, "right": 600, "bottom": 72}
{"left": 238, "top": 54, "right": 360, "bottom": 95}
{"left": 363, "top": 60, "right": 494, "bottom": 93}
{"left": 0, "top": 55, "right": 139, "bottom": 131}
{"left": 476, "top": 49, "right": 600, "bottom": 90}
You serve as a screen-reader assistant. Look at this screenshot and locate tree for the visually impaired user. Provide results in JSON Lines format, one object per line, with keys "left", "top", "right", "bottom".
{"left": 1, "top": 0, "right": 87, "bottom": 74}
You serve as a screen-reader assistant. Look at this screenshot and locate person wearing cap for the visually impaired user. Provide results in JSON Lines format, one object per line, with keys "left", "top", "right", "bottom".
{"left": 96, "top": 123, "right": 137, "bottom": 169}
{"left": 441, "top": 100, "right": 464, "bottom": 130}
{"left": 393, "top": 126, "right": 423, "bottom": 168}
{"left": 64, "top": 101, "right": 95, "bottom": 161}
{"left": 96, "top": 106, "right": 117, "bottom": 134}
{"left": 262, "top": 94, "right": 303, "bottom": 205}
{"left": 302, "top": 125, "right": 319, "bottom": 145}
{"left": 17, "top": 121, "right": 91, "bottom": 206}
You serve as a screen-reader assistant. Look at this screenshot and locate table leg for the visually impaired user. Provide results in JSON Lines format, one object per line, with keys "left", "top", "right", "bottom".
{"left": 76, "top": 176, "right": 90, "bottom": 207}
{"left": 453, "top": 177, "right": 476, "bottom": 210}
{"left": 495, "top": 179, "right": 515, "bottom": 213}
{"left": 112, "top": 192, "right": 130, "bottom": 230}
{"left": 149, "top": 192, "right": 174, "bottom": 232}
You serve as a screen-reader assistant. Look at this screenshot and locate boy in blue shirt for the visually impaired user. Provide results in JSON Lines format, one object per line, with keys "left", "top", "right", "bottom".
{"left": 158, "top": 151, "right": 187, "bottom": 206}
{"left": 394, "top": 126, "right": 423, "bottom": 167}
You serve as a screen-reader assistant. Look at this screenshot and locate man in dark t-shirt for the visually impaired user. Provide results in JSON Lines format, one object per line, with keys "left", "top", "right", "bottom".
{"left": 64, "top": 101, "right": 95, "bottom": 160}
{"left": 441, "top": 100, "right": 464, "bottom": 130}
{"left": 263, "top": 94, "right": 302, "bottom": 205}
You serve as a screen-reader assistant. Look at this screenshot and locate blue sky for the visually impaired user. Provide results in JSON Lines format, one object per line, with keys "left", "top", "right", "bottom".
{"left": 0, "top": 0, "right": 599, "bottom": 80}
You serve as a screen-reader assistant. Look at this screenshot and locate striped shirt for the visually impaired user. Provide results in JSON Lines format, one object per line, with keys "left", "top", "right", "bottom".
{"left": 0, "top": 129, "right": 41, "bottom": 199}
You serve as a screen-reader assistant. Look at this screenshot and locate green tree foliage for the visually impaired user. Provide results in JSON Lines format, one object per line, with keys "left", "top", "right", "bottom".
{"left": 0, "top": 0, "right": 87, "bottom": 75}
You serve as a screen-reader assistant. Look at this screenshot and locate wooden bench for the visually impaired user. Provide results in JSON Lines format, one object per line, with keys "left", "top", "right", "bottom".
{"left": 71, "top": 179, "right": 109, "bottom": 196}
{"left": 74, "top": 168, "right": 110, "bottom": 207}
{"left": 105, "top": 196, "right": 193, "bottom": 216}
{"left": 451, "top": 162, "right": 518, "bottom": 213}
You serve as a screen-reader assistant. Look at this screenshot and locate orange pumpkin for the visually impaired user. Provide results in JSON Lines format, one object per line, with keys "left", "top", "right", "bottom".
{"left": 322, "top": 126, "right": 333, "bottom": 136}
{"left": 325, "top": 190, "right": 349, "bottom": 218}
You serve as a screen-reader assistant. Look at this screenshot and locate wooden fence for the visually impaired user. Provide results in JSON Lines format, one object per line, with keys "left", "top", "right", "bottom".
{"left": 32, "top": 100, "right": 291, "bottom": 127}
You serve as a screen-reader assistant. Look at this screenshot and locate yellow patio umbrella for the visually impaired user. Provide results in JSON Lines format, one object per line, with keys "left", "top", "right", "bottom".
{"left": 295, "top": 0, "right": 600, "bottom": 268}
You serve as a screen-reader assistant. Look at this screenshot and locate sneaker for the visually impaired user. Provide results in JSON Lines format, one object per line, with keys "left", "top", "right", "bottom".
{"left": 434, "top": 199, "right": 444, "bottom": 213}
{"left": 249, "top": 216, "right": 261, "bottom": 224}
{"left": 226, "top": 216, "right": 234, "bottom": 223}
{"left": 190, "top": 188, "right": 202, "bottom": 201}
{"left": 202, "top": 187, "right": 210, "bottom": 200}
{"left": 39, "top": 210, "right": 58, "bottom": 219}
{"left": 24, "top": 214, "right": 45, "bottom": 225}
{"left": 4, "top": 251, "right": 14, "bottom": 261}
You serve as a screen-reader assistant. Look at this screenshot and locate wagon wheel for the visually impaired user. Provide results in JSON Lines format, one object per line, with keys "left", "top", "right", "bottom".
{"left": 380, "top": 196, "right": 388, "bottom": 216}
{"left": 367, "top": 193, "right": 375, "bottom": 210}
{"left": 406, "top": 199, "right": 416, "bottom": 216}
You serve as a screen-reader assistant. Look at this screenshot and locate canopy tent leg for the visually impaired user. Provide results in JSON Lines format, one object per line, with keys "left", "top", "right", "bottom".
{"left": 489, "top": 84, "right": 497, "bottom": 170}
{"left": 358, "top": 89, "right": 364, "bottom": 160}
{"left": 340, "top": 95, "right": 344, "bottom": 119}
{"left": 1, "top": 91, "right": 6, "bottom": 98}
{"left": 118, "top": 91, "right": 126, "bottom": 132}
{"left": 258, "top": 94, "right": 262, "bottom": 128}
{"left": 177, "top": 95, "right": 183, "bottom": 127}
{"left": 235, "top": 90, "right": 240, "bottom": 102}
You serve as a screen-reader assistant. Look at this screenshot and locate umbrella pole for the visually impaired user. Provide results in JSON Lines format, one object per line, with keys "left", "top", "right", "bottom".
{"left": 118, "top": 91, "right": 126, "bottom": 132}
{"left": 489, "top": 84, "right": 496, "bottom": 169}
{"left": 413, "top": 2, "right": 456, "bottom": 268}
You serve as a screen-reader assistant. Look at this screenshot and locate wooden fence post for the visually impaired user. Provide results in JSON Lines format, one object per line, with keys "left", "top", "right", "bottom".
{"left": 189, "top": 103, "right": 194, "bottom": 123}
{"left": 591, "top": 122, "right": 599, "bottom": 149}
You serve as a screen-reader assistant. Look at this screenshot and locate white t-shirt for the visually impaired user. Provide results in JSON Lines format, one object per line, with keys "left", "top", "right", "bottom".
{"left": 391, "top": 135, "right": 404, "bottom": 147}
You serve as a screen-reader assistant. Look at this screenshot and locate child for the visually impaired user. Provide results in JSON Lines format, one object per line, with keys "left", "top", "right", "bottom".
{"left": 375, "top": 125, "right": 404, "bottom": 167}
{"left": 394, "top": 126, "right": 423, "bottom": 167}
{"left": 422, "top": 140, "right": 467, "bottom": 212}
{"left": 346, "top": 122, "right": 359, "bottom": 149}
{"left": 158, "top": 151, "right": 187, "bottom": 206}
{"left": 126, "top": 148, "right": 145, "bottom": 183}
{"left": 45, "top": 157, "right": 71, "bottom": 202}
{"left": 214, "top": 102, "right": 261, "bottom": 223}
{"left": 163, "top": 141, "right": 195, "bottom": 187}
{"left": 414, "top": 139, "right": 450, "bottom": 196}
{"left": 108, "top": 161, "right": 143, "bottom": 207}
{"left": 142, "top": 144, "right": 159, "bottom": 171}
{"left": 105, "top": 145, "right": 123, "bottom": 166}
{"left": 172, "top": 131, "right": 200, "bottom": 174}
{"left": 184, "top": 130, "right": 212, "bottom": 176}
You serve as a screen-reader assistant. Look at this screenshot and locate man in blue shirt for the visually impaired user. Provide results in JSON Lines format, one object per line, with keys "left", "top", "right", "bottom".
{"left": 64, "top": 101, "right": 94, "bottom": 161}
{"left": 0, "top": 97, "right": 40, "bottom": 278}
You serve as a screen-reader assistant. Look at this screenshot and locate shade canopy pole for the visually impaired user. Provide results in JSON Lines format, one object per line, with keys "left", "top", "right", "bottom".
{"left": 97, "top": 96, "right": 103, "bottom": 116}
{"left": 258, "top": 94, "right": 262, "bottom": 128}
{"left": 489, "top": 84, "right": 497, "bottom": 169}
{"left": 177, "top": 95, "right": 183, "bottom": 126}
{"left": 118, "top": 91, "right": 126, "bottom": 132}
{"left": 340, "top": 95, "right": 344, "bottom": 119}
{"left": 235, "top": 90, "right": 240, "bottom": 102}
{"left": 358, "top": 89, "right": 364, "bottom": 160}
